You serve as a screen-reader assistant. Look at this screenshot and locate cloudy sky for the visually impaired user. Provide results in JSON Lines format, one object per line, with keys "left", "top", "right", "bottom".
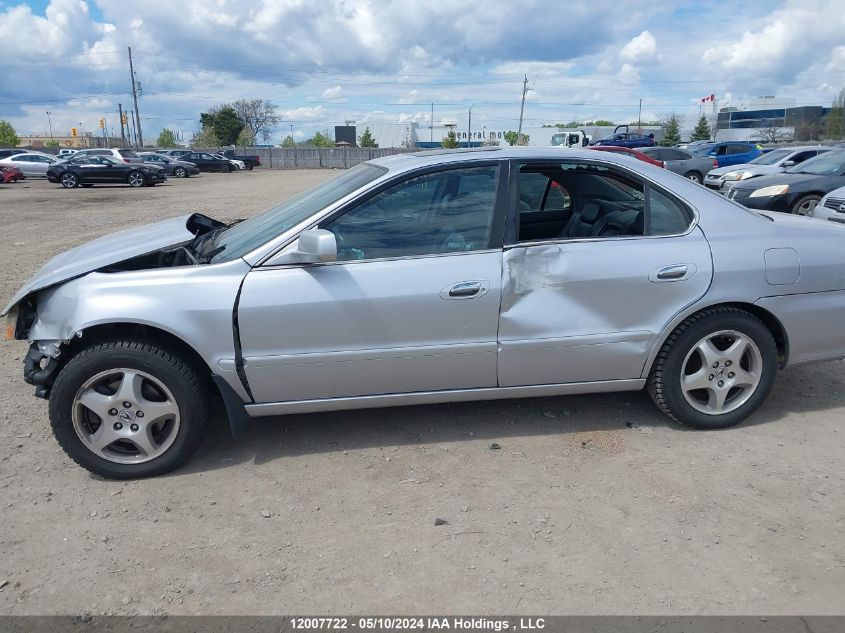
{"left": 1, "top": 0, "right": 843, "bottom": 143}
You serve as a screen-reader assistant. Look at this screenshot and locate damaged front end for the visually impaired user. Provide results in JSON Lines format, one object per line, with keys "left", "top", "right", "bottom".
{"left": 23, "top": 340, "right": 64, "bottom": 399}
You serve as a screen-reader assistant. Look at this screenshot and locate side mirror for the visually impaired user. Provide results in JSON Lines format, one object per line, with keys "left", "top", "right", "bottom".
{"left": 274, "top": 229, "right": 337, "bottom": 264}
{"left": 783, "top": 160, "right": 795, "bottom": 167}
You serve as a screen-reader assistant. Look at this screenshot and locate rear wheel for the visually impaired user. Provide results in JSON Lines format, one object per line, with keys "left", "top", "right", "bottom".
{"left": 684, "top": 171, "right": 702, "bottom": 184}
{"left": 791, "top": 195, "right": 820, "bottom": 215}
{"left": 245, "top": 162, "right": 253, "bottom": 171}
{"left": 49, "top": 340, "right": 209, "bottom": 479}
{"left": 127, "top": 171, "right": 145, "bottom": 187}
{"left": 61, "top": 173, "right": 79, "bottom": 188}
{"left": 648, "top": 307, "right": 777, "bottom": 429}
{"left": 219, "top": 164, "right": 230, "bottom": 173}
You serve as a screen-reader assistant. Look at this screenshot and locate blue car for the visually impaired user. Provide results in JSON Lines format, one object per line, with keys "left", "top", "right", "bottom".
{"left": 590, "top": 125, "right": 656, "bottom": 149}
{"left": 690, "top": 141, "right": 762, "bottom": 167}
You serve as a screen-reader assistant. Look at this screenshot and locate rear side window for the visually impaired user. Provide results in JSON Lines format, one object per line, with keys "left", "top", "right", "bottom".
{"left": 119, "top": 150, "right": 139, "bottom": 158}
{"left": 648, "top": 188, "right": 692, "bottom": 235}
{"left": 727, "top": 144, "right": 751, "bottom": 155}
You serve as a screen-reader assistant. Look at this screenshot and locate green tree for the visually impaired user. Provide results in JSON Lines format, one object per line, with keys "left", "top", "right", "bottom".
{"left": 441, "top": 129, "right": 459, "bottom": 148}
{"left": 190, "top": 126, "right": 219, "bottom": 148}
{"left": 156, "top": 128, "right": 178, "bottom": 147}
{"left": 199, "top": 106, "right": 243, "bottom": 146}
{"left": 280, "top": 135, "right": 296, "bottom": 148}
{"left": 236, "top": 126, "right": 256, "bottom": 147}
{"left": 0, "top": 120, "right": 19, "bottom": 147}
{"left": 357, "top": 126, "right": 377, "bottom": 147}
{"left": 45, "top": 139, "right": 60, "bottom": 148}
{"left": 826, "top": 88, "right": 845, "bottom": 140}
{"left": 690, "top": 114, "right": 711, "bottom": 142}
{"left": 588, "top": 120, "right": 615, "bottom": 127}
{"left": 659, "top": 113, "right": 682, "bottom": 146}
{"left": 308, "top": 130, "right": 335, "bottom": 148}
{"left": 230, "top": 98, "right": 280, "bottom": 143}
{"left": 503, "top": 130, "right": 518, "bottom": 146}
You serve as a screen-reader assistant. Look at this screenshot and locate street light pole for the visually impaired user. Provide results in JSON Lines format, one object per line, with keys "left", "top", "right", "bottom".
{"left": 46, "top": 111, "right": 53, "bottom": 140}
{"left": 467, "top": 104, "right": 475, "bottom": 149}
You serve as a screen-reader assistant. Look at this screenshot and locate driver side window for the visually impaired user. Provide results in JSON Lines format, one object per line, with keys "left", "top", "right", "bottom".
{"left": 322, "top": 165, "right": 499, "bottom": 262}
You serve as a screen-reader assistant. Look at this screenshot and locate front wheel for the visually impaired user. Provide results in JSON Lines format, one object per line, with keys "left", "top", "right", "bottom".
{"left": 49, "top": 340, "right": 209, "bottom": 479}
{"left": 127, "top": 171, "right": 145, "bottom": 187}
{"left": 684, "top": 171, "right": 703, "bottom": 184}
{"left": 245, "top": 163, "right": 253, "bottom": 171}
{"left": 648, "top": 307, "right": 778, "bottom": 429}
{"left": 791, "top": 195, "right": 820, "bottom": 215}
{"left": 61, "top": 173, "right": 79, "bottom": 188}
{"left": 174, "top": 167, "right": 186, "bottom": 178}
{"left": 219, "top": 164, "right": 230, "bottom": 173}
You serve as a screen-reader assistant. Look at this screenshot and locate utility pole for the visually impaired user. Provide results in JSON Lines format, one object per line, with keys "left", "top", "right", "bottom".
{"left": 118, "top": 104, "right": 127, "bottom": 147}
{"left": 430, "top": 102, "right": 434, "bottom": 144}
{"left": 467, "top": 104, "right": 475, "bottom": 149}
{"left": 516, "top": 74, "right": 529, "bottom": 145}
{"left": 637, "top": 98, "right": 643, "bottom": 132}
{"left": 46, "top": 111, "right": 53, "bottom": 140}
{"left": 128, "top": 46, "right": 143, "bottom": 147}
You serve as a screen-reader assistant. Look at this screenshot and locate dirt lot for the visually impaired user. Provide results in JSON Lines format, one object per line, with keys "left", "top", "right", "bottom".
{"left": 0, "top": 171, "right": 843, "bottom": 615}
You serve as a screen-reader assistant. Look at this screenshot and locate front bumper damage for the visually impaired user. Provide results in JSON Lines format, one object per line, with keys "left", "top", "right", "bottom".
{"left": 23, "top": 340, "right": 63, "bottom": 399}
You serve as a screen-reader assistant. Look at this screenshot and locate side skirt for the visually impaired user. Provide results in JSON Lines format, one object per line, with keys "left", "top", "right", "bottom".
{"left": 244, "top": 379, "right": 646, "bottom": 417}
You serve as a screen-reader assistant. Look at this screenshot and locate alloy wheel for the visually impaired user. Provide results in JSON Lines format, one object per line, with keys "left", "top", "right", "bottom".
{"left": 680, "top": 330, "right": 763, "bottom": 415}
{"left": 72, "top": 368, "right": 181, "bottom": 464}
{"left": 61, "top": 173, "right": 78, "bottom": 188}
{"left": 128, "top": 172, "right": 145, "bottom": 187}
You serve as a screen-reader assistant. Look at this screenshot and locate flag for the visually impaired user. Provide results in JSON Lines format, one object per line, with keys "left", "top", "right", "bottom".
{"left": 700, "top": 94, "right": 716, "bottom": 103}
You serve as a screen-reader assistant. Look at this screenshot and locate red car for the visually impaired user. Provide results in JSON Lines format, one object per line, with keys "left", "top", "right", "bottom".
{"left": 0, "top": 164, "right": 25, "bottom": 182}
{"left": 587, "top": 145, "right": 665, "bottom": 168}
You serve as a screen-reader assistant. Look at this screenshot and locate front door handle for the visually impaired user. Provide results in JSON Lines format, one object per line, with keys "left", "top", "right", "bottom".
{"left": 651, "top": 264, "right": 693, "bottom": 282}
{"left": 441, "top": 280, "right": 489, "bottom": 299}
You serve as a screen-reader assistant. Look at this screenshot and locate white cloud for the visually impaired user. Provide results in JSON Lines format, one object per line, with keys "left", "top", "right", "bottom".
{"left": 620, "top": 31, "right": 659, "bottom": 64}
{"left": 398, "top": 89, "right": 419, "bottom": 105}
{"left": 321, "top": 85, "right": 345, "bottom": 100}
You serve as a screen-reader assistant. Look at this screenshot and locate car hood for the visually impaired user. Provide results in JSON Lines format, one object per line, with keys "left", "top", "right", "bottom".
{"left": 708, "top": 163, "right": 777, "bottom": 177}
{"left": 2, "top": 213, "right": 223, "bottom": 315}
{"left": 730, "top": 172, "right": 827, "bottom": 191}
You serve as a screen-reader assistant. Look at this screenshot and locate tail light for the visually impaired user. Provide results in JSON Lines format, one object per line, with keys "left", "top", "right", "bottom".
{"left": 124, "top": 159, "right": 130, "bottom": 163}
{"left": 713, "top": 159, "right": 718, "bottom": 168}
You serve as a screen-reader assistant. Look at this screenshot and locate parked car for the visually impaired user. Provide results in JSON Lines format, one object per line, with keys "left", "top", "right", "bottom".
{"left": 0, "top": 151, "right": 58, "bottom": 177}
{"left": 46, "top": 155, "right": 167, "bottom": 188}
{"left": 726, "top": 150, "right": 845, "bottom": 214}
{"left": 179, "top": 151, "right": 236, "bottom": 172}
{"left": 676, "top": 140, "right": 711, "bottom": 151}
{"left": 0, "top": 149, "right": 26, "bottom": 159}
{"left": 158, "top": 149, "right": 192, "bottom": 159}
{"left": 0, "top": 164, "right": 24, "bottom": 182}
{"left": 590, "top": 125, "right": 655, "bottom": 148}
{"left": 212, "top": 153, "right": 245, "bottom": 170}
{"left": 73, "top": 148, "right": 144, "bottom": 164}
{"left": 587, "top": 145, "right": 664, "bottom": 167}
{"left": 704, "top": 146, "right": 830, "bottom": 192}
{"left": 689, "top": 142, "right": 762, "bottom": 168}
{"left": 222, "top": 149, "right": 261, "bottom": 169}
{"left": 57, "top": 149, "right": 78, "bottom": 158}
{"left": 139, "top": 152, "right": 200, "bottom": 178}
{"left": 808, "top": 185, "right": 845, "bottom": 225}
{"left": 639, "top": 147, "right": 716, "bottom": 183}
{"left": 6, "top": 147, "right": 845, "bottom": 478}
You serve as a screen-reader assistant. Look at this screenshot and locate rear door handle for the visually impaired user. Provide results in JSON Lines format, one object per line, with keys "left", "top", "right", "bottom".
{"left": 651, "top": 264, "right": 695, "bottom": 282}
{"left": 441, "top": 280, "right": 489, "bottom": 299}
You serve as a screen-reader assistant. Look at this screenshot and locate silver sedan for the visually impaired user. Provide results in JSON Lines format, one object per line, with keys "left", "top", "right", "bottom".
{"left": 0, "top": 151, "right": 58, "bottom": 177}
{"left": 5, "top": 147, "right": 845, "bottom": 478}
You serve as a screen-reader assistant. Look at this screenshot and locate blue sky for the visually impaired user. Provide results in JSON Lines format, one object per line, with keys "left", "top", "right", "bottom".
{"left": 1, "top": 0, "right": 843, "bottom": 143}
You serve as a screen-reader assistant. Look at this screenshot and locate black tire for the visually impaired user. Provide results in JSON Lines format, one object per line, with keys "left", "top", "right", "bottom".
{"left": 174, "top": 167, "right": 186, "bottom": 178}
{"left": 61, "top": 172, "right": 79, "bottom": 188}
{"left": 219, "top": 164, "right": 230, "bottom": 173}
{"left": 790, "top": 194, "right": 821, "bottom": 215}
{"left": 647, "top": 307, "right": 778, "bottom": 429}
{"left": 127, "top": 170, "right": 145, "bottom": 187}
{"left": 49, "top": 340, "right": 209, "bottom": 479}
{"left": 245, "top": 162, "right": 253, "bottom": 171}
{"left": 684, "top": 171, "right": 703, "bottom": 184}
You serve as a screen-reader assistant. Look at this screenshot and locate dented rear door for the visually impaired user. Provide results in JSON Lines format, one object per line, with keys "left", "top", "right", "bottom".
{"left": 497, "top": 227, "right": 713, "bottom": 387}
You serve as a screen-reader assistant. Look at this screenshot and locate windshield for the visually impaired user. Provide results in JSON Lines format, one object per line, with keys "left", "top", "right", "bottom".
{"left": 207, "top": 162, "right": 388, "bottom": 263}
{"left": 749, "top": 149, "right": 792, "bottom": 165}
{"left": 785, "top": 150, "right": 845, "bottom": 175}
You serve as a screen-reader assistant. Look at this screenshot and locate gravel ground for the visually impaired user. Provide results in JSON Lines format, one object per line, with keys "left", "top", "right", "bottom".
{"left": 0, "top": 171, "right": 843, "bottom": 616}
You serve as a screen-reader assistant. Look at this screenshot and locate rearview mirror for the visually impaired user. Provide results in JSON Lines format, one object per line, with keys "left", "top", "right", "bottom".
{"left": 274, "top": 229, "right": 337, "bottom": 265}
{"left": 783, "top": 160, "right": 795, "bottom": 167}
